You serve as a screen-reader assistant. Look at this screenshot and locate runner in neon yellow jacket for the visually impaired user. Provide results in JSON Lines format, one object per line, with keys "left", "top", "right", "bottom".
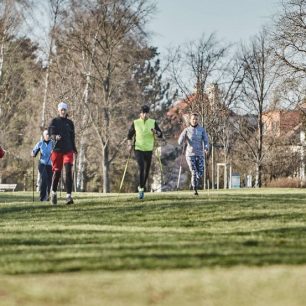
{"left": 127, "top": 105, "right": 163, "bottom": 199}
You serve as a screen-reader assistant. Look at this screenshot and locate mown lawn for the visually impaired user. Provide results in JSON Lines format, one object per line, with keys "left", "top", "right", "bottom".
{"left": 0, "top": 188, "right": 306, "bottom": 305}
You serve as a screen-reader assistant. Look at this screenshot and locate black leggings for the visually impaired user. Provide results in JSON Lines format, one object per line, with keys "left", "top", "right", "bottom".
{"left": 38, "top": 163, "right": 52, "bottom": 201}
{"left": 134, "top": 150, "right": 153, "bottom": 189}
{"left": 51, "top": 163, "right": 73, "bottom": 194}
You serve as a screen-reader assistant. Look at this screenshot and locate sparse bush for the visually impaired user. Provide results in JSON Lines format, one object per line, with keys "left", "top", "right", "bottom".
{"left": 266, "top": 177, "right": 301, "bottom": 188}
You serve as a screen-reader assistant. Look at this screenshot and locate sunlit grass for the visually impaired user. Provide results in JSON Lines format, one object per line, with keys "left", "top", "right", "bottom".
{"left": 1, "top": 266, "right": 306, "bottom": 306}
{"left": 0, "top": 188, "right": 306, "bottom": 305}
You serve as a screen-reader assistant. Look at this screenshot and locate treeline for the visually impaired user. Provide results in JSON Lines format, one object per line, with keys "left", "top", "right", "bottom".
{"left": 0, "top": 0, "right": 175, "bottom": 192}
{"left": 0, "top": 0, "right": 305, "bottom": 191}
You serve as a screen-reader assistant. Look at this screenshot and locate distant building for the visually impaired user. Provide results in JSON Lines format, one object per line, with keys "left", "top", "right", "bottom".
{"left": 263, "top": 106, "right": 306, "bottom": 180}
{"left": 263, "top": 110, "right": 301, "bottom": 138}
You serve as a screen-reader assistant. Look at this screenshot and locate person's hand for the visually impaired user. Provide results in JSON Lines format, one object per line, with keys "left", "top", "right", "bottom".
{"left": 151, "top": 128, "right": 161, "bottom": 136}
{"left": 204, "top": 149, "right": 208, "bottom": 156}
{"left": 55, "top": 135, "right": 61, "bottom": 141}
{"left": 31, "top": 152, "right": 35, "bottom": 157}
{"left": 151, "top": 128, "right": 160, "bottom": 135}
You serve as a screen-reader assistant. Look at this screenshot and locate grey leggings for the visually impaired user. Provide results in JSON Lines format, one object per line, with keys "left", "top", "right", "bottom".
{"left": 186, "top": 155, "right": 204, "bottom": 188}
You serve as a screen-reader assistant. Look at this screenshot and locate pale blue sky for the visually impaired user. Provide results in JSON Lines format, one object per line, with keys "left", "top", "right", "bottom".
{"left": 147, "top": 0, "right": 280, "bottom": 52}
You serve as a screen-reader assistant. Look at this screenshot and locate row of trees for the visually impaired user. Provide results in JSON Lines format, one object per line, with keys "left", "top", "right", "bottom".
{"left": 0, "top": 0, "right": 175, "bottom": 192}
{"left": 167, "top": 0, "right": 306, "bottom": 187}
{"left": 0, "top": 0, "right": 305, "bottom": 191}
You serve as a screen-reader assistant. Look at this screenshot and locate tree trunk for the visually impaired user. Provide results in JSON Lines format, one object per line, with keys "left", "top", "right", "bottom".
{"left": 255, "top": 161, "right": 262, "bottom": 187}
{"left": 211, "top": 137, "right": 214, "bottom": 189}
{"left": 0, "top": 39, "right": 4, "bottom": 117}
{"left": 76, "top": 65, "right": 92, "bottom": 192}
{"left": 0, "top": 39, "right": 4, "bottom": 83}
{"left": 40, "top": 0, "right": 62, "bottom": 129}
{"left": 101, "top": 58, "right": 111, "bottom": 193}
{"left": 40, "top": 60, "right": 51, "bottom": 129}
{"left": 76, "top": 135, "right": 86, "bottom": 191}
{"left": 256, "top": 113, "right": 263, "bottom": 188}
{"left": 102, "top": 144, "right": 110, "bottom": 193}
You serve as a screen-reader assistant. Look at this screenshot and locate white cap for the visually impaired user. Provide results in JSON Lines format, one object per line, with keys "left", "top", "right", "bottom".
{"left": 43, "top": 130, "right": 49, "bottom": 137}
{"left": 58, "top": 102, "right": 68, "bottom": 110}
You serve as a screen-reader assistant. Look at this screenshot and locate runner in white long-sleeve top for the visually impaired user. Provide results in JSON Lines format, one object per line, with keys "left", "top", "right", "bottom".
{"left": 178, "top": 113, "right": 209, "bottom": 195}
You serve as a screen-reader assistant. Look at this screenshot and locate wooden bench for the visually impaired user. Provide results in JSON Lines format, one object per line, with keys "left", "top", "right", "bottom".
{"left": 0, "top": 184, "right": 17, "bottom": 192}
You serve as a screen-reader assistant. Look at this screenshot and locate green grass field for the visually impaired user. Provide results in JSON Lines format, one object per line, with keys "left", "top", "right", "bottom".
{"left": 0, "top": 188, "right": 306, "bottom": 305}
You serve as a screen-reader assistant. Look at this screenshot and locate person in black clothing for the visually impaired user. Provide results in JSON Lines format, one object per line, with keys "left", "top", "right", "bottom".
{"left": 48, "top": 102, "right": 77, "bottom": 205}
{"left": 31, "top": 130, "right": 53, "bottom": 201}
{"left": 127, "top": 105, "right": 163, "bottom": 199}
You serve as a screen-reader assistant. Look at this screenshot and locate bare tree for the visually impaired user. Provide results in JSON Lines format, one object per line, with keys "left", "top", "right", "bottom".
{"left": 168, "top": 33, "right": 244, "bottom": 188}
{"left": 272, "top": 0, "right": 306, "bottom": 76}
{"left": 235, "top": 30, "right": 283, "bottom": 187}
{"left": 39, "top": 0, "right": 68, "bottom": 130}
{"left": 52, "top": 0, "right": 156, "bottom": 193}
{"left": 272, "top": 0, "right": 306, "bottom": 123}
{"left": 0, "top": 0, "right": 36, "bottom": 137}
{"left": 0, "top": 0, "right": 25, "bottom": 87}
{"left": 169, "top": 34, "right": 227, "bottom": 106}
{"left": 0, "top": 1, "right": 42, "bottom": 186}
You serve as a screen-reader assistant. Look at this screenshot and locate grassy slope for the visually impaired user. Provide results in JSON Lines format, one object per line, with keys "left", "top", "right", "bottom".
{"left": 0, "top": 189, "right": 306, "bottom": 305}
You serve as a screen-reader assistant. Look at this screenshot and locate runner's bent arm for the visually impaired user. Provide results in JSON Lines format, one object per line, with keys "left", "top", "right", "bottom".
{"left": 152, "top": 122, "right": 163, "bottom": 138}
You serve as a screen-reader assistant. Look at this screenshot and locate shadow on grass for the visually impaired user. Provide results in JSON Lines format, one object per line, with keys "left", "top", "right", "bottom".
{"left": 3, "top": 245, "right": 306, "bottom": 274}
{"left": 0, "top": 193, "right": 34, "bottom": 203}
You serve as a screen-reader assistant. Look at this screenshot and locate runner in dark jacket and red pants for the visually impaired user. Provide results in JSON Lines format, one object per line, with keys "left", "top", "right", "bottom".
{"left": 48, "top": 102, "right": 77, "bottom": 205}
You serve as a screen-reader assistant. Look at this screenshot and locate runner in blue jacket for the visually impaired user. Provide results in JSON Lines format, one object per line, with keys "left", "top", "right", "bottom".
{"left": 31, "top": 130, "right": 53, "bottom": 201}
{"left": 178, "top": 113, "right": 209, "bottom": 195}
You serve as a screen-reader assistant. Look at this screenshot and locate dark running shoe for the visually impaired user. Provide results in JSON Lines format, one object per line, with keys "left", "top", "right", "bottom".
{"left": 193, "top": 189, "right": 199, "bottom": 196}
{"left": 51, "top": 192, "right": 57, "bottom": 205}
{"left": 66, "top": 196, "right": 74, "bottom": 205}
